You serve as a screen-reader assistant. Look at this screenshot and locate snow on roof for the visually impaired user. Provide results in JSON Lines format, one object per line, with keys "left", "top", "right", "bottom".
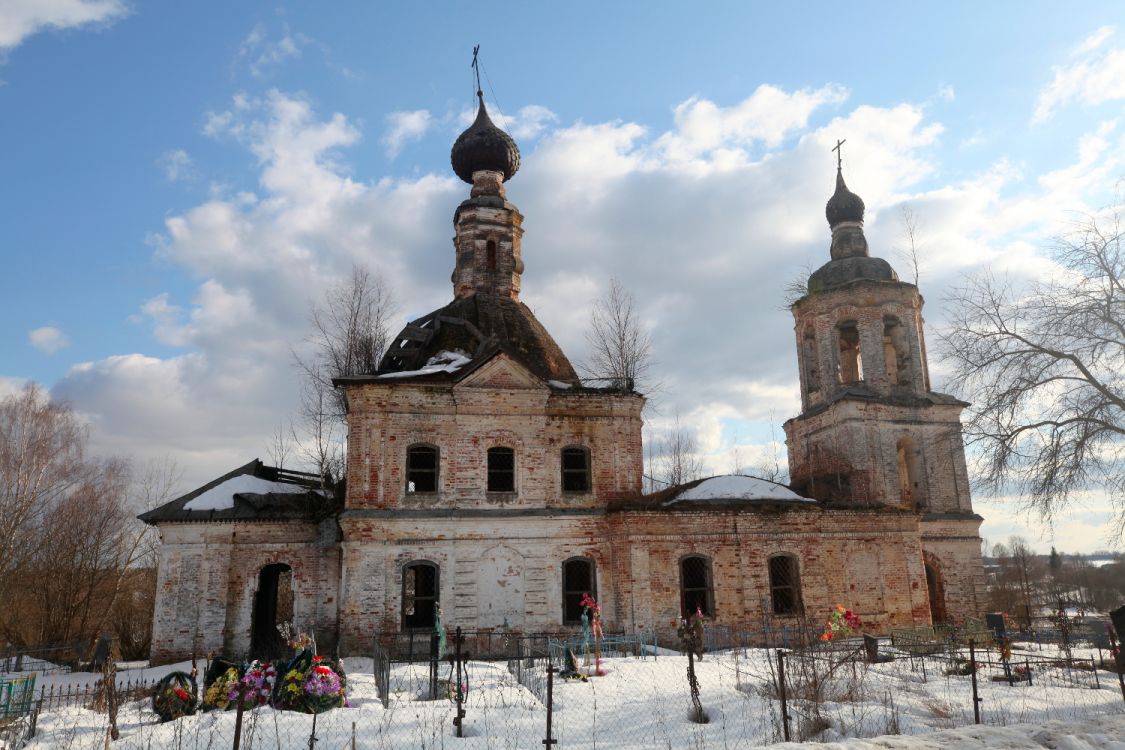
{"left": 183, "top": 474, "right": 311, "bottom": 511}
{"left": 376, "top": 350, "right": 471, "bottom": 380}
{"left": 547, "top": 380, "right": 572, "bottom": 389}
{"left": 666, "top": 475, "right": 813, "bottom": 506}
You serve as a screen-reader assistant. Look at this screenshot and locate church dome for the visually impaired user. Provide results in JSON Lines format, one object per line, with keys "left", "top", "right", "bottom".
{"left": 825, "top": 168, "right": 865, "bottom": 226}
{"left": 451, "top": 94, "right": 521, "bottom": 184}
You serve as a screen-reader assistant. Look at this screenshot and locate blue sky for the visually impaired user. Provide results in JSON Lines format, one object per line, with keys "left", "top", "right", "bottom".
{"left": 3, "top": 1, "right": 1125, "bottom": 553}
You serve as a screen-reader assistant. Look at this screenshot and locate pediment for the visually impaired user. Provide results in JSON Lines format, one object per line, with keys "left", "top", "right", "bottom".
{"left": 455, "top": 353, "right": 546, "bottom": 391}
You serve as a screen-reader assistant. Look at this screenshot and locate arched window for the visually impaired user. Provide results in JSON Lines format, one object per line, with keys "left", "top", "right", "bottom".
{"left": 406, "top": 444, "right": 438, "bottom": 493}
{"left": 561, "top": 446, "right": 590, "bottom": 492}
{"left": 896, "top": 437, "right": 925, "bottom": 507}
{"left": 803, "top": 328, "right": 820, "bottom": 392}
{"left": 487, "top": 447, "right": 515, "bottom": 492}
{"left": 837, "top": 322, "right": 863, "bottom": 383}
{"left": 486, "top": 239, "right": 497, "bottom": 270}
{"left": 562, "top": 557, "right": 596, "bottom": 624}
{"left": 402, "top": 561, "right": 439, "bottom": 629}
{"left": 768, "top": 555, "right": 802, "bottom": 615}
{"left": 680, "top": 555, "right": 714, "bottom": 617}
{"left": 883, "top": 317, "right": 911, "bottom": 386}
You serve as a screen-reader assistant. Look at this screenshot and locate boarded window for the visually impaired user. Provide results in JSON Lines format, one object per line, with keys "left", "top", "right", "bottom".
{"left": 402, "top": 562, "right": 439, "bottom": 629}
{"left": 680, "top": 555, "right": 714, "bottom": 617}
{"left": 406, "top": 444, "right": 438, "bottom": 493}
{"left": 562, "top": 557, "right": 596, "bottom": 624}
{"left": 487, "top": 447, "right": 515, "bottom": 492}
{"left": 769, "top": 555, "right": 801, "bottom": 615}
{"left": 561, "top": 447, "right": 590, "bottom": 492}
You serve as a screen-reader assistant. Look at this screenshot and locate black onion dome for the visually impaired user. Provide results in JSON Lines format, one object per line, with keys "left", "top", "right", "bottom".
{"left": 825, "top": 168, "right": 865, "bottom": 226}
{"left": 451, "top": 95, "right": 520, "bottom": 184}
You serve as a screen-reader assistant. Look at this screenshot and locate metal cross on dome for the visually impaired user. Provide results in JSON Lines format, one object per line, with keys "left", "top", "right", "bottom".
{"left": 832, "top": 138, "right": 847, "bottom": 169}
{"left": 471, "top": 44, "right": 482, "bottom": 97}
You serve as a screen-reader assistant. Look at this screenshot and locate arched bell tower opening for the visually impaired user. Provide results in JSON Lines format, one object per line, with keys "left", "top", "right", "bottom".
{"left": 836, "top": 321, "right": 863, "bottom": 383}
{"left": 250, "top": 563, "right": 293, "bottom": 660}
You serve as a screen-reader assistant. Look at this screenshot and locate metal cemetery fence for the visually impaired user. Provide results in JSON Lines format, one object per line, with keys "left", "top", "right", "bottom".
{"left": 11, "top": 618, "right": 1124, "bottom": 749}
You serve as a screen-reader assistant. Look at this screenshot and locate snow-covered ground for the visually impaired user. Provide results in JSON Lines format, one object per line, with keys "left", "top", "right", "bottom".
{"left": 7, "top": 646, "right": 1124, "bottom": 749}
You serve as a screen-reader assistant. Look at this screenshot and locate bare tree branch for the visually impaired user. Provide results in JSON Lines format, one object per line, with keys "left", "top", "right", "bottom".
{"left": 941, "top": 201, "right": 1125, "bottom": 536}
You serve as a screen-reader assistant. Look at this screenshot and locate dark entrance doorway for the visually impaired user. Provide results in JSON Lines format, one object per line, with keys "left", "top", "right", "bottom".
{"left": 925, "top": 562, "right": 947, "bottom": 624}
{"left": 402, "top": 562, "right": 439, "bottom": 630}
{"left": 250, "top": 563, "right": 293, "bottom": 660}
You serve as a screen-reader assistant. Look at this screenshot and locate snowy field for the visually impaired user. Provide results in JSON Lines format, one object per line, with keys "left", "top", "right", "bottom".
{"left": 5, "top": 646, "right": 1124, "bottom": 749}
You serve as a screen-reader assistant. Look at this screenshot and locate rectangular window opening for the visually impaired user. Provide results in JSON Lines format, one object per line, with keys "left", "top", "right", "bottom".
{"left": 561, "top": 448, "right": 590, "bottom": 492}
{"left": 487, "top": 447, "right": 515, "bottom": 492}
{"left": 406, "top": 446, "right": 438, "bottom": 493}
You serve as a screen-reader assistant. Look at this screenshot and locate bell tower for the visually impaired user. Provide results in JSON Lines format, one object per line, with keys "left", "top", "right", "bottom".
{"left": 449, "top": 79, "right": 524, "bottom": 302}
{"left": 783, "top": 151, "right": 984, "bottom": 623}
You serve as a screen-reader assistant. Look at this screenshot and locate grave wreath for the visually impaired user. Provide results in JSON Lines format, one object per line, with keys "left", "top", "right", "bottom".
{"left": 151, "top": 672, "right": 197, "bottom": 722}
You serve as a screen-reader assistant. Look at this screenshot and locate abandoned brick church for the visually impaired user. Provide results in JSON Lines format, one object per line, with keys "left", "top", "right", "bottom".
{"left": 141, "top": 92, "right": 986, "bottom": 662}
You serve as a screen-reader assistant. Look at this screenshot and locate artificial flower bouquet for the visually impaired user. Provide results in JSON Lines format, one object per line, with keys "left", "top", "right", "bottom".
{"left": 276, "top": 651, "right": 347, "bottom": 714}
{"left": 819, "top": 604, "right": 863, "bottom": 642}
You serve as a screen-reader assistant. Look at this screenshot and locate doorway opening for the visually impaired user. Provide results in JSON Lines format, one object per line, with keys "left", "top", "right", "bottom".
{"left": 250, "top": 563, "right": 293, "bottom": 660}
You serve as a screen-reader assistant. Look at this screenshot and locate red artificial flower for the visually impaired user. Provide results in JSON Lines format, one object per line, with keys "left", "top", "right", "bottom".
{"left": 174, "top": 687, "right": 190, "bottom": 701}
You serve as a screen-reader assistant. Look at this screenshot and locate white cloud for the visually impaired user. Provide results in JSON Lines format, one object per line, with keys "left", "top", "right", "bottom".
{"left": 0, "top": 0, "right": 127, "bottom": 52}
{"left": 53, "top": 83, "right": 1125, "bottom": 539}
{"left": 237, "top": 22, "right": 306, "bottom": 78}
{"left": 382, "top": 109, "right": 431, "bottom": 158}
{"left": 654, "top": 83, "right": 848, "bottom": 162}
{"left": 499, "top": 105, "right": 558, "bottom": 140}
{"left": 0, "top": 376, "right": 32, "bottom": 399}
{"left": 29, "top": 325, "right": 70, "bottom": 354}
{"left": 456, "top": 103, "right": 559, "bottom": 142}
{"left": 1034, "top": 26, "right": 1125, "bottom": 123}
{"left": 157, "top": 148, "right": 195, "bottom": 182}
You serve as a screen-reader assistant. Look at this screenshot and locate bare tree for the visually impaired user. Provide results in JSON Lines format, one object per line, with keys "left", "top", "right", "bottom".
{"left": 896, "top": 205, "right": 924, "bottom": 286}
{"left": 0, "top": 387, "right": 182, "bottom": 649}
{"left": 654, "top": 412, "right": 706, "bottom": 487}
{"left": 293, "top": 263, "right": 396, "bottom": 481}
{"left": 783, "top": 261, "right": 816, "bottom": 308}
{"left": 297, "top": 263, "right": 397, "bottom": 422}
{"left": 581, "top": 277, "right": 655, "bottom": 394}
{"left": 266, "top": 419, "right": 295, "bottom": 471}
{"left": 295, "top": 369, "right": 345, "bottom": 483}
{"left": 942, "top": 202, "right": 1125, "bottom": 536}
{"left": 749, "top": 415, "right": 789, "bottom": 484}
{"left": 0, "top": 385, "right": 86, "bottom": 606}
{"left": 728, "top": 445, "right": 745, "bottom": 476}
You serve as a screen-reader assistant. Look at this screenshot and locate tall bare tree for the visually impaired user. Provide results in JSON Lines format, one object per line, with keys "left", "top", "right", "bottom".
{"left": 581, "top": 276, "right": 655, "bottom": 394}
{"left": 654, "top": 412, "right": 706, "bottom": 487}
{"left": 0, "top": 388, "right": 180, "bottom": 649}
{"left": 942, "top": 202, "right": 1125, "bottom": 535}
{"left": 298, "top": 263, "right": 397, "bottom": 421}
{"left": 896, "top": 205, "right": 924, "bottom": 286}
{"left": 294, "top": 263, "right": 397, "bottom": 481}
{"left": 0, "top": 385, "right": 86, "bottom": 601}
